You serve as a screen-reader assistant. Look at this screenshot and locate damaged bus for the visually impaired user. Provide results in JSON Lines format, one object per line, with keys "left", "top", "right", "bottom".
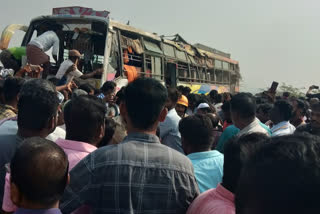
{"left": 0, "top": 6, "right": 241, "bottom": 93}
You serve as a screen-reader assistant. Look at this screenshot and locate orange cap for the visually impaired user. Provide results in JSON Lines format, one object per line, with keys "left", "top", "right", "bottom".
{"left": 177, "top": 95, "right": 188, "bottom": 107}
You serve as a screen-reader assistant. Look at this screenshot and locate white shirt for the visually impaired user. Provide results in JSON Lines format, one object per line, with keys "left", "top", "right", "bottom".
{"left": 238, "top": 118, "right": 270, "bottom": 137}
{"left": 56, "top": 59, "right": 83, "bottom": 82}
{"left": 29, "top": 31, "right": 60, "bottom": 56}
{"left": 271, "top": 121, "right": 296, "bottom": 137}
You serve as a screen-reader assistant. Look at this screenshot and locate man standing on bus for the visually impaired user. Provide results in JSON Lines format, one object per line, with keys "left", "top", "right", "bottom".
{"left": 26, "top": 24, "right": 62, "bottom": 78}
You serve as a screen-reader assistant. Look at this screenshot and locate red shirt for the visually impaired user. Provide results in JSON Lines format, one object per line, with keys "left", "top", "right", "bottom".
{"left": 187, "top": 183, "right": 235, "bottom": 214}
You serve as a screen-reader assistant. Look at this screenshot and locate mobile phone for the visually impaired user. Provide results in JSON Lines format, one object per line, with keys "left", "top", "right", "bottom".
{"left": 270, "top": 81, "right": 279, "bottom": 93}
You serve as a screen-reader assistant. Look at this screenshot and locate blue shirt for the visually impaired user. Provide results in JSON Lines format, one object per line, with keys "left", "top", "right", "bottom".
{"left": 187, "top": 150, "right": 224, "bottom": 193}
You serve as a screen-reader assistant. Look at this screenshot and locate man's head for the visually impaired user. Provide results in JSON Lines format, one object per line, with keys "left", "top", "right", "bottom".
{"left": 121, "top": 78, "right": 167, "bottom": 133}
{"left": 179, "top": 114, "right": 214, "bottom": 154}
{"left": 187, "top": 94, "right": 200, "bottom": 111}
{"left": 10, "top": 137, "right": 68, "bottom": 208}
{"left": 196, "top": 103, "right": 212, "bottom": 115}
{"left": 291, "top": 99, "right": 307, "bottom": 121}
{"left": 235, "top": 134, "right": 320, "bottom": 214}
{"left": 311, "top": 103, "right": 320, "bottom": 132}
{"left": 3, "top": 77, "right": 25, "bottom": 105}
{"left": 165, "top": 88, "right": 180, "bottom": 110}
{"left": 256, "top": 103, "right": 273, "bottom": 124}
{"left": 270, "top": 100, "right": 293, "bottom": 124}
{"left": 0, "top": 50, "right": 20, "bottom": 72}
{"left": 222, "top": 133, "right": 268, "bottom": 194}
{"left": 230, "top": 93, "right": 256, "bottom": 129}
{"left": 100, "top": 81, "right": 116, "bottom": 103}
{"left": 17, "top": 79, "right": 59, "bottom": 138}
{"left": 79, "top": 84, "right": 95, "bottom": 95}
{"left": 64, "top": 95, "right": 106, "bottom": 146}
{"left": 68, "top": 50, "right": 81, "bottom": 64}
{"left": 176, "top": 95, "right": 188, "bottom": 118}
{"left": 209, "top": 90, "right": 218, "bottom": 103}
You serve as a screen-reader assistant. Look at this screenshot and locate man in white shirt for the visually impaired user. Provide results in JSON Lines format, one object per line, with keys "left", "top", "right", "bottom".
{"left": 55, "top": 49, "right": 102, "bottom": 85}
{"left": 26, "top": 25, "right": 63, "bottom": 78}
{"left": 270, "top": 100, "right": 296, "bottom": 136}
{"left": 231, "top": 93, "right": 270, "bottom": 137}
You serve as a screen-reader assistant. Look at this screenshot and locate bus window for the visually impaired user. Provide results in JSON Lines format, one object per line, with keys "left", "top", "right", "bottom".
{"left": 223, "top": 71, "right": 230, "bottom": 83}
{"left": 223, "top": 62, "right": 229, "bottom": 70}
{"left": 216, "top": 70, "right": 223, "bottom": 83}
{"left": 163, "top": 43, "right": 175, "bottom": 58}
{"left": 215, "top": 60, "right": 222, "bottom": 69}
{"left": 144, "top": 40, "right": 162, "bottom": 54}
{"left": 145, "top": 55, "right": 162, "bottom": 80}
{"left": 178, "top": 62, "right": 189, "bottom": 82}
{"left": 176, "top": 49, "right": 187, "bottom": 62}
{"left": 209, "top": 69, "right": 215, "bottom": 83}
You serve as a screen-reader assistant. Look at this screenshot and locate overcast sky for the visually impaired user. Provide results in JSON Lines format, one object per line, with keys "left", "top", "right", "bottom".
{"left": 1, "top": 0, "right": 319, "bottom": 92}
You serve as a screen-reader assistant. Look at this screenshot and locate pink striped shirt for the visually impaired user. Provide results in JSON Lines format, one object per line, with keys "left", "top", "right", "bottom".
{"left": 187, "top": 183, "right": 235, "bottom": 214}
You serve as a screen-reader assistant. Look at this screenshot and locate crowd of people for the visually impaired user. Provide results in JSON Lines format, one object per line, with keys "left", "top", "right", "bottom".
{"left": 0, "top": 27, "right": 319, "bottom": 214}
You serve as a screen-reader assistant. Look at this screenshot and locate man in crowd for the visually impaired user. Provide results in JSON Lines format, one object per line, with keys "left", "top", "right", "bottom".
{"left": 60, "top": 78, "right": 199, "bottom": 213}
{"left": 270, "top": 100, "right": 296, "bottom": 136}
{"left": 55, "top": 50, "right": 102, "bottom": 85}
{"left": 187, "top": 133, "right": 268, "bottom": 214}
{"left": 26, "top": 24, "right": 63, "bottom": 78}
{"left": 179, "top": 114, "right": 223, "bottom": 193}
{"left": 3, "top": 95, "right": 106, "bottom": 213}
{"left": 98, "top": 81, "right": 119, "bottom": 117}
{"left": 256, "top": 103, "right": 273, "bottom": 124}
{"left": 159, "top": 87, "right": 183, "bottom": 153}
{"left": 0, "top": 79, "right": 59, "bottom": 206}
{"left": 0, "top": 77, "right": 25, "bottom": 120}
{"left": 10, "top": 137, "right": 68, "bottom": 214}
{"left": 290, "top": 99, "right": 307, "bottom": 127}
{"left": 235, "top": 134, "right": 320, "bottom": 214}
{"left": 175, "top": 95, "right": 189, "bottom": 118}
{"left": 296, "top": 103, "right": 320, "bottom": 136}
{"left": 221, "top": 101, "right": 233, "bottom": 130}
{"left": 0, "top": 47, "right": 26, "bottom": 74}
{"left": 231, "top": 93, "right": 270, "bottom": 136}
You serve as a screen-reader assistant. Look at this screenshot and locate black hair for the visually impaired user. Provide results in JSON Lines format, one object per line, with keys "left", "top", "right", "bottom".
{"left": 11, "top": 137, "right": 68, "bottom": 207}
{"left": 274, "top": 99, "right": 293, "bottom": 121}
{"left": 100, "top": 81, "right": 116, "bottom": 93}
{"left": 3, "top": 77, "right": 25, "bottom": 103}
{"left": 167, "top": 87, "right": 180, "bottom": 104}
{"left": 216, "top": 94, "right": 223, "bottom": 103}
{"left": 230, "top": 93, "right": 256, "bottom": 119}
{"left": 79, "top": 83, "right": 95, "bottom": 94}
{"left": 124, "top": 78, "right": 167, "bottom": 130}
{"left": 64, "top": 95, "right": 106, "bottom": 143}
{"left": 179, "top": 114, "right": 214, "bottom": 149}
{"left": 182, "top": 87, "right": 191, "bottom": 96}
{"left": 209, "top": 90, "right": 218, "bottom": 100}
{"left": 17, "top": 79, "right": 59, "bottom": 130}
{"left": 99, "top": 117, "right": 117, "bottom": 147}
{"left": 311, "top": 103, "right": 320, "bottom": 112}
{"left": 221, "top": 101, "right": 231, "bottom": 113}
{"left": 257, "top": 103, "right": 273, "bottom": 114}
{"left": 235, "top": 134, "right": 320, "bottom": 214}
{"left": 283, "top": 92, "right": 290, "bottom": 98}
{"left": 223, "top": 133, "right": 268, "bottom": 194}
{"left": 295, "top": 99, "right": 307, "bottom": 116}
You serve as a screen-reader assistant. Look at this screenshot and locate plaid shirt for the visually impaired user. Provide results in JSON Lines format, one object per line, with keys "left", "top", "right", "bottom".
{"left": 60, "top": 132, "right": 199, "bottom": 214}
{"left": 0, "top": 105, "right": 17, "bottom": 121}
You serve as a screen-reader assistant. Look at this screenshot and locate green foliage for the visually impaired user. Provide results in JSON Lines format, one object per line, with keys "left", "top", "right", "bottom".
{"left": 278, "top": 83, "right": 305, "bottom": 98}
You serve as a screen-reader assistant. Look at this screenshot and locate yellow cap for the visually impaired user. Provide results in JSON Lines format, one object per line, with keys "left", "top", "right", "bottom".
{"left": 177, "top": 95, "right": 189, "bottom": 107}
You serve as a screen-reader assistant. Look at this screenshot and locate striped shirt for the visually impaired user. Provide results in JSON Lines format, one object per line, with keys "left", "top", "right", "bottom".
{"left": 60, "top": 132, "right": 199, "bottom": 214}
